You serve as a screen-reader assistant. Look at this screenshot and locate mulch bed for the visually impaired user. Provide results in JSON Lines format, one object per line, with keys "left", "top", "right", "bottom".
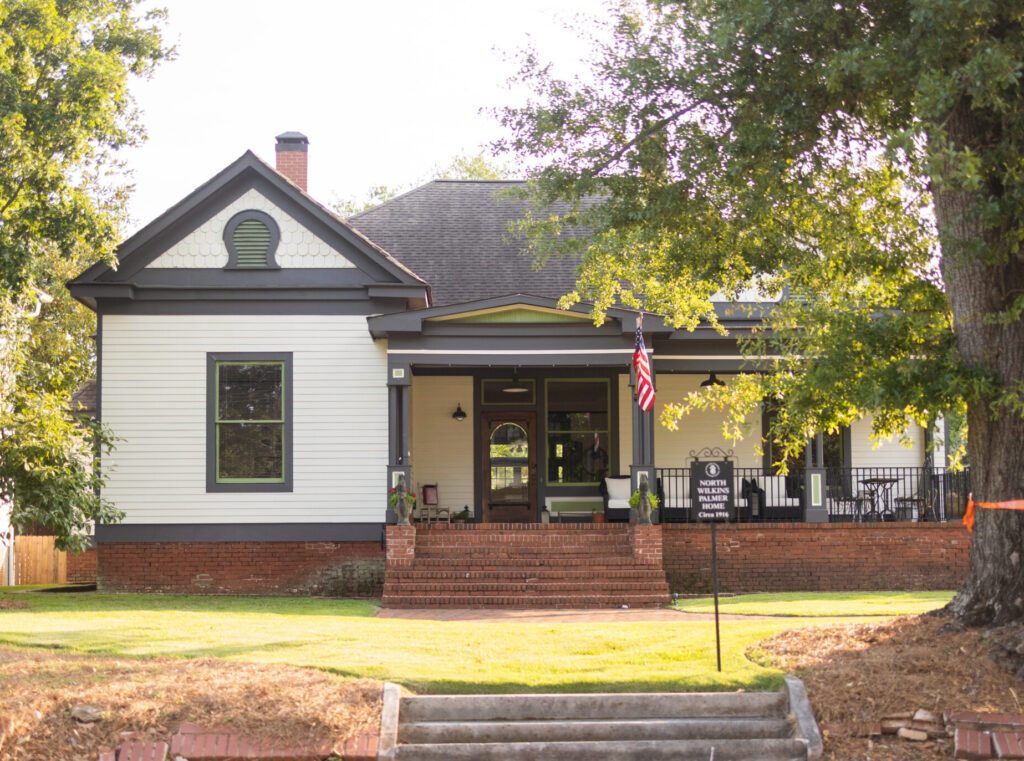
{"left": 0, "top": 600, "right": 29, "bottom": 610}
{"left": 758, "top": 614, "right": 1024, "bottom": 760}
{"left": 0, "top": 647, "right": 380, "bottom": 761}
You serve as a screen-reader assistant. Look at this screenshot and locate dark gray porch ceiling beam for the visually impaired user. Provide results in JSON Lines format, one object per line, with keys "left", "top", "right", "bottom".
{"left": 386, "top": 351, "right": 633, "bottom": 367}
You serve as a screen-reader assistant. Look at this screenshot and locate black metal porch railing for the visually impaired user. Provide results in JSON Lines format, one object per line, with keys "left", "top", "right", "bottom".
{"left": 655, "top": 466, "right": 971, "bottom": 524}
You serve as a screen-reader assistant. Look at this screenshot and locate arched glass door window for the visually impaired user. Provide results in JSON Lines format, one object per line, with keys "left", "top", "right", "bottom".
{"left": 489, "top": 423, "right": 529, "bottom": 505}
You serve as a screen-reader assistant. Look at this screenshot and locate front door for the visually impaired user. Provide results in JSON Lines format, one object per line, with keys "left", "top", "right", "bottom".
{"left": 481, "top": 412, "right": 537, "bottom": 523}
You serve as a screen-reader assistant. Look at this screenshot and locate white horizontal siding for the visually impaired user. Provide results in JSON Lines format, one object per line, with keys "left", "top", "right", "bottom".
{"left": 410, "top": 376, "right": 475, "bottom": 513}
{"left": 849, "top": 414, "right": 924, "bottom": 469}
{"left": 654, "top": 374, "right": 761, "bottom": 469}
{"left": 101, "top": 314, "right": 387, "bottom": 523}
{"left": 146, "top": 188, "right": 355, "bottom": 269}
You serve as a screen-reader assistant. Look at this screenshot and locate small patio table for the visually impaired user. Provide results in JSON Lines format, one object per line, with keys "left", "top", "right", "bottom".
{"left": 859, "top": 477, "right": 900, "bottom": 521}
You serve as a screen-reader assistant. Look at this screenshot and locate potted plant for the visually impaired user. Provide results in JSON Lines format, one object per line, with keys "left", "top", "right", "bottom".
{"left": 452, "top": 506, "right": 472, "bottom": 523}
{"left": 388, "top": 484, "right": 416, "bottom": 526}
{"left": 629, "top": 489, "right": 660, "bottom": 526}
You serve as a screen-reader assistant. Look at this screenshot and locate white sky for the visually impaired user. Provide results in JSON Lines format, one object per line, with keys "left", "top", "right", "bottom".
{"left": 121, "top": 0, "right": 604, "bottom": 231}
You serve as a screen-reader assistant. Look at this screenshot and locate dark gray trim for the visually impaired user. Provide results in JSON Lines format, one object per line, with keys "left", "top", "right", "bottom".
{"left": 95, "top": 522, "right": 383, "bottom": 543}
{"left": 275, "top": 131, "right": 308, "bottom": 152}
{"left": 629, "top": 361, "right": 656, "bottom": 469}
{"left": 95, "top": 297, "right": 409, "bottom": 316}
{"left": 388, "top": 385, "right": 410, "bottom": 466}
{"left": 206, "top": 352, "right": 293, "bottom": 493}
{"left": 652, "top": 358, "right": 756, "bottom": 372}
{"left": 388, "top": 334, "right": 635, "bottom": 353}
{"left": 223, "top": 209, "right": 281, "bottom": 270}
{"left": 127, "top": 268, "right": 375, "bottom": 287}
{"left": 367, "top": 293, "right": 644, "bottom": 337}
{"left": 387, "top": 352, "right": 633, "bottom": 367}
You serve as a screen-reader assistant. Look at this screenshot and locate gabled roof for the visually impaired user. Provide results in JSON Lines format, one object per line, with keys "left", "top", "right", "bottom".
{"left": 69, "top": 152, "right": 427, "bottom": 309}
{"left": 367, "top": 293, "right": 662, "bottom": 338}
{"left": 348, "top": 181, "right": 587, "bottom": 307}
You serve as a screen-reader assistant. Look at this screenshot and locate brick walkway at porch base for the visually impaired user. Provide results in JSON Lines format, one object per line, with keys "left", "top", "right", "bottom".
{"left": 98, "top": 723, "right": 377, "bottom": 761}
{"left": 952, "top": 712, "right": 1024, "bottom": 759}
{"left": 374, "top": 607, "right": 784, "bottom": 622}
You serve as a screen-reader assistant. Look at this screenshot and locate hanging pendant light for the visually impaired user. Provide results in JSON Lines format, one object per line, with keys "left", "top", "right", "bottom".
{"left": 504, "top": 368, "right": 530, "bottom": 394}
{"left": 451, "top": 403, "right": 467, "bottom": 421}
{"left": 700, "top": 372, "right": 725, "bottom": 388}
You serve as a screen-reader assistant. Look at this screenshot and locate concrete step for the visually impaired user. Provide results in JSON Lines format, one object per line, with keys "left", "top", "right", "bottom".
{"left": 399, "top": 717, "right": 796, "bottom": 744}
{"left": 380, "top": 594, "right": 669, "bottom": 608}
{"left": 379, "top": 682, "right": 821, "bottom": 761}
{"left": 400, "top": 693, "right": 789, "bottom": 722}
{"left": 390, "top": 738, "right": 809, "bottom": 760}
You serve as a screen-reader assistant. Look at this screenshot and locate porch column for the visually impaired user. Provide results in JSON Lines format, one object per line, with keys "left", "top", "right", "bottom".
{"left": 629, "top": 361, "right": 656, "bottom": 499}
{"left": 386, "top": 364, "right": 411, "bottom": 522}
{"left": 804, "top": 433, "right": 828, "bottom": 523}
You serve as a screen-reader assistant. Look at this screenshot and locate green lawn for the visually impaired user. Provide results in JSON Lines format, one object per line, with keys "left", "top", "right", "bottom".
{"left": 674, "top": 591, "right": 955, "bottom": 617}
{"left": 0, "top": 588, "right": 940, "bottom": 694}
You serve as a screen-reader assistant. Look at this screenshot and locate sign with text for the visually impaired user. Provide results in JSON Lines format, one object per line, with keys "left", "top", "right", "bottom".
{"left": 691, "top": 460, "right": 734, "bottom": 522}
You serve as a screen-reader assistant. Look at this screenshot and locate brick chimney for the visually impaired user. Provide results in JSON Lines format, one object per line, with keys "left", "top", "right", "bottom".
{"left": 275, "top": 131, "right": 308, "bottom": 191}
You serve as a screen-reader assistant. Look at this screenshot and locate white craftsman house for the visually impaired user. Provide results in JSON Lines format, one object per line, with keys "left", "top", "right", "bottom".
{"left": 67, "top": 133, "right": 963, "bottom": 593}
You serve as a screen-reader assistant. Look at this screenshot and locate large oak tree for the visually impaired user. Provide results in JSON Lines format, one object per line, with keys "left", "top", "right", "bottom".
{"left": 498, "top": 1, "right": 1024, "bottom": 625}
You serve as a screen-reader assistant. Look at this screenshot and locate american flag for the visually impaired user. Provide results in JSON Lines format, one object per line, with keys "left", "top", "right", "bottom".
{"left": 633, "top": 315, "right": 655, "bottom": 412}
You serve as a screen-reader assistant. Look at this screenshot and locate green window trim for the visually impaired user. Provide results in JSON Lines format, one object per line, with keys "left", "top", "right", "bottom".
{"left": 207, "top": 352, "right": 293, "bottom": 493}
{"left": 545, "top": 378, "right": 611, "bottom": 486}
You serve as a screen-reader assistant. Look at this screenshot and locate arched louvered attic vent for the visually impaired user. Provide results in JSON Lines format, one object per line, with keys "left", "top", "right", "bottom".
{"left": 223, "top": 210, "right": 281, "bottom": 269}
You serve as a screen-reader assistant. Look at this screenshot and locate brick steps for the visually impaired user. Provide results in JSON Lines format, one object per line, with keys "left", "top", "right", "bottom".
{"left": 406, "top": 557, "right": 652, "bottom": 569}
{"left": 384, "top": 581, "right": 669, "bottom": 594}
{"left": 387, "top": 568, "right": 667, "bottom": 581}
{"left": 384, "top": 524, "right": 669, "bottom": 609}
{"left": 381, "top": 594, "right": 671, "bottom": 608}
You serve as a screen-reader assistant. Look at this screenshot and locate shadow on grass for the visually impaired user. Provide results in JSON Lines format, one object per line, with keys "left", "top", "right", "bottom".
{"left": 318, "top": 668, "right": 787, "bottom": 696}
{"left": 0, "top": 633, "right": 318, "bottom": 661}
{"left": 0, "top": 590, "right": 379, "bottom": 618}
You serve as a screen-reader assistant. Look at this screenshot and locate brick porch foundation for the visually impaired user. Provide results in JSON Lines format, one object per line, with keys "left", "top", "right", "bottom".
{"left": 662, "top": 521, "right": 968, "bottom": 593}
{"left": 97, "top": 541, "right": 384, "bottom": 596}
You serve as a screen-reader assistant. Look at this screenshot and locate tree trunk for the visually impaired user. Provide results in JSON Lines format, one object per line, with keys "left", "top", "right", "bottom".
{"left": 934, "top": 102, "right": 1024, "bottom": 627}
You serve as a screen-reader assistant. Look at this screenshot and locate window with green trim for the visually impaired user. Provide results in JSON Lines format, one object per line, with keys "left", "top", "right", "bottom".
{"left": 546, "top": 379, "right": 610, "bottom": 485}
{"left": 207, "top": 353, "right": 292, "bottom": 492}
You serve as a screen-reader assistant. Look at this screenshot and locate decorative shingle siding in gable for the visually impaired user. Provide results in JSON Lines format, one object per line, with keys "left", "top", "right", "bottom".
{"left": 148, "top": 188, "right": 356, "bottom": 269}
{"left": 101, "top": 314, "right": 387, "bottom": 523}
{"left": 348, "top": 181, "right": 591, "bottom": 306}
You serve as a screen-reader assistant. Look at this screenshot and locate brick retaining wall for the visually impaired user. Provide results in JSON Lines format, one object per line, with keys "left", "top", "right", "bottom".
{"left": 67, "top": 547, "right": 97, "bottom": 583}
{"left": 98, "top": 541, "right": 384, "bottom": 596}
{"left": 662, "top": 522, "right": 969, "bottom": 593}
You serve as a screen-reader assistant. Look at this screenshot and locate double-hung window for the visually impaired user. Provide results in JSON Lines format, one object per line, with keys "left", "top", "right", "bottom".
{"left": 207, "top": 353, "right": 292, "bottom": 492}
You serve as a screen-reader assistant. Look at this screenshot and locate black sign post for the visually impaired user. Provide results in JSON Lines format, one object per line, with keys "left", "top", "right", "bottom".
{"left": 691, "top": 459, "right": 734, "bottom": 672}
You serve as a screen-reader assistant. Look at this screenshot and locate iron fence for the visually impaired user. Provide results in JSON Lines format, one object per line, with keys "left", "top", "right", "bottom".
{"left": 655, "top": 466, "right": 970, "bottom": 524}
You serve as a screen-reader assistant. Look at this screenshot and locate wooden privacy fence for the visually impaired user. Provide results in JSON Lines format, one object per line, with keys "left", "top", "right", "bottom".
{"left": 13, "top": 536, "right": 67, "bottom": 585}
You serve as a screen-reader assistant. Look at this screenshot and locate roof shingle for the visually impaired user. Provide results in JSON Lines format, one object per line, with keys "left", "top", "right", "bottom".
{"left": 347, "top": 180, "right": 585, "bottom": 307}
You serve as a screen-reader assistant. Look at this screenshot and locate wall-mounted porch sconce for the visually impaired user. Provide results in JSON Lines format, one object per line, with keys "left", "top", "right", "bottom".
{"left": 700, "top": 372, "right": 726, "bottom": 388}
{"left": 452, "top": 403, "right": 467, "bottom": 421}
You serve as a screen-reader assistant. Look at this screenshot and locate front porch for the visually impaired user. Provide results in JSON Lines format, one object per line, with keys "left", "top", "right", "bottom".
{"left": 372, "top": 295, "right": 962, "bottom": 529}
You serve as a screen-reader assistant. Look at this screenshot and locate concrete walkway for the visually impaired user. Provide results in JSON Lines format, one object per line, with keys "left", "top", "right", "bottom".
{"left": 375, "top": 607, "right": 785, "bottom": 622}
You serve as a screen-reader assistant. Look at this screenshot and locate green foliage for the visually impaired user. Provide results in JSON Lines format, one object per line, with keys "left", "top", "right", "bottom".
{"left": 0, "top": 0, "right": 169, "bottom": 547}
{"left": 333, "top": 150, "right": 510, "bottom": 217}
{"left": 628, "top": 490, "right": 659, "bottom": 511}
{"left": 497, "top": 0, "right": 1024, "bottom": 466}
{"left": 0, "top": 0, "right": 170, "bottom": 298}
